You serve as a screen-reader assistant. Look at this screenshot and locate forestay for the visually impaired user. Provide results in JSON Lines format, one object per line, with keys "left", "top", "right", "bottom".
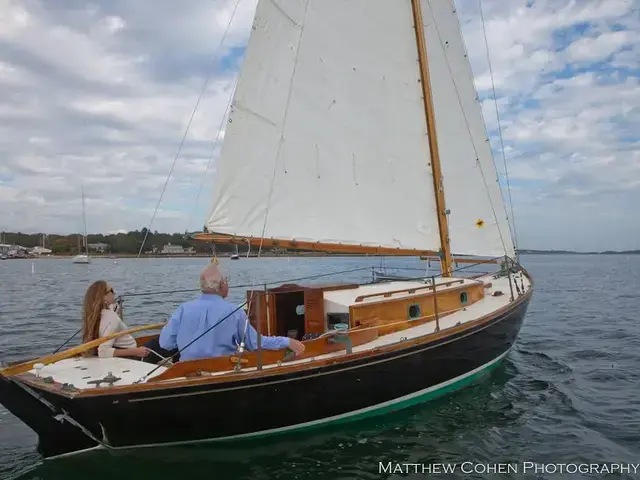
{"left": 206, "top": 0, "right": 514, "bottom": 259}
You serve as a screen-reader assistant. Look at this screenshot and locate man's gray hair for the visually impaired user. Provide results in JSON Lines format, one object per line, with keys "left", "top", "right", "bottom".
{"left": 200, "top": 263, "right": 225, "bottom": 293}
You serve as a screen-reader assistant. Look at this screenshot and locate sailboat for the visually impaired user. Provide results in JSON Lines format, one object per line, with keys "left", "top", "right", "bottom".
{"left": 0, "top": 0, "right": 532, "bottom": 460}
{"left": 72, "top": 187, "right": 90, "bottom": 264}
{"left": 230, "top": 244, "right": 240, "bottom": 260}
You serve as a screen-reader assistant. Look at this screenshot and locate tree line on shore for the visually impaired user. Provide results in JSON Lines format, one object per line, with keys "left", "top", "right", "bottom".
{"left": 1, "top": 228, "right": 247, "bottom": 255}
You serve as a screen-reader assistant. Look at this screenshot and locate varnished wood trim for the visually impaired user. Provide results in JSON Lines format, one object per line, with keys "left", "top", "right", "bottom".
{"left": 354, "top": 279, "right": 465, "bottom": 302}
{"left": 194, "top": 233, "right": 499, "bottom": 264}
{"left": 136, "top": 333, "right": 160, "bottom": 347}
{"left": 352, "top": 281, "right": 480, "bottom": 310}
{"left": 194, "top": 233, "right": 440, "bottom": 256}
{"left": 411, "top": 0, "right": 453, "bottom": 277}
{"left": 148, "top": 328, "right": 379, "bottom": 382}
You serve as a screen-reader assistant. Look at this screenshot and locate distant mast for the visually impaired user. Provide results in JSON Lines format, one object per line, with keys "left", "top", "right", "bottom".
{"left": 81, "top": 186, "right": 88, "bottom": 255}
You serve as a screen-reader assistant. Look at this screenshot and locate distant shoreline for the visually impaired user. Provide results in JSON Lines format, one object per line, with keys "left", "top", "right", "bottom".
{"left": 4, "top": 250, "right": 639, "bottom": 260}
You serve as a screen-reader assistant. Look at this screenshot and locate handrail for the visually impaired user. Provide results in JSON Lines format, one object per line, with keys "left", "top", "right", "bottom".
{"left": 0, "top": 323, "right": 166, "bottom": 377}
{"left": 354, "top": 278, "right": 465, "bottom": 302}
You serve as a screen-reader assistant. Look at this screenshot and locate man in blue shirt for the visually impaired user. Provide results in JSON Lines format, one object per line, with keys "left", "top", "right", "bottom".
{"left": 159, "top": 263, "right": 305, "bottom": 362}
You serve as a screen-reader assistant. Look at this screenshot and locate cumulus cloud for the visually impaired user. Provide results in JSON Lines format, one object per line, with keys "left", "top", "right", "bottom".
{"left": 0, "top": 0, "right": 638, "bottom": 252}
{"left": 458, "top": 0, "right": 639, "bottom": 251}
{"left": 0, "top": 0, "right": 255, "bottom": 235}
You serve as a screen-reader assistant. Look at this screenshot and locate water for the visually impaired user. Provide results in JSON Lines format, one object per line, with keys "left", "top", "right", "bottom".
{"left": 1, "top": 255, "right": 639, "bottom": 479}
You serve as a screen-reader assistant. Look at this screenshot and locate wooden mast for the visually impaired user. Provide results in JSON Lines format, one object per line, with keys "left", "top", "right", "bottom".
{"left": 410, "top": 0, "right": 454, "bottom": 277}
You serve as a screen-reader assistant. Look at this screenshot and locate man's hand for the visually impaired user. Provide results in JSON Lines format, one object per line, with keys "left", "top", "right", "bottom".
{"left": 288, "top": 339, "right": 305, "bottom": 356}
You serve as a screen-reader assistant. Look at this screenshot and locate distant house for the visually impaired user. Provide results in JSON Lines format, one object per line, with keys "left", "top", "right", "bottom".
{"left": 161, "top": 243, "right": 185, "bottom": 254}
{"left": 30, "top": 246, "right": 52, "bottom": 255}
{"left": 88, "top": 243, "right": 109, "bottom": 253}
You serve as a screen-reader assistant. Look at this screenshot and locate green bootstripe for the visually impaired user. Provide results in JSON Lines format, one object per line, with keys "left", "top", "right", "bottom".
{"left": 217, "top": 349, "right": 510, "bottom": 443}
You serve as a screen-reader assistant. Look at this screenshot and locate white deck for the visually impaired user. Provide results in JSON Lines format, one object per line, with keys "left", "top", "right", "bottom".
{"left": 25, "top": 273, "right": 531, "bottom": 390}
{"left": 27, "top": 357, "right": 168, "bottom": 389}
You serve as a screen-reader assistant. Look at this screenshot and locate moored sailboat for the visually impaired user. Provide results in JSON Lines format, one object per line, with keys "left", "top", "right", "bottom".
{"left": 72, "top": 187, "right": 91, "bottom": 264}
{"left": 0, "top": 0, "right": 532, "bottom": 460}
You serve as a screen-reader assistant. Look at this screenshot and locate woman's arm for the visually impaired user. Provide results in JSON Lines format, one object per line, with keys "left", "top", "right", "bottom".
{"left": 98, "top": 310, "right": 148, "bottom": 358}
{"left": 112, "top": 346, "right": 150, "bottom": 358}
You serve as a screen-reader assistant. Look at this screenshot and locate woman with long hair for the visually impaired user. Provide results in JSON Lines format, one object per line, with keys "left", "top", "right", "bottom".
{"left": 82, "top": 280, "right": 150, "bottom": 359}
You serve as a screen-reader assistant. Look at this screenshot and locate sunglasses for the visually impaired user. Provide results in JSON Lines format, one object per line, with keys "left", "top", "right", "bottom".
{"left": 106, "top": 287, "right": 115, "bottom": 295}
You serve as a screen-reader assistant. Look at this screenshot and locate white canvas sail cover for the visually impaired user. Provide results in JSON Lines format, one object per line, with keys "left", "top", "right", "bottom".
{"left": 207, "top": 0, "right": 515, "bottom": 258}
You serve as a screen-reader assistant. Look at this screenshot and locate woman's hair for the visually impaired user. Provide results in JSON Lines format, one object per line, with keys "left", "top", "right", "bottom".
{"left": 82, "top": 280, "right": 109, "bottom": 347}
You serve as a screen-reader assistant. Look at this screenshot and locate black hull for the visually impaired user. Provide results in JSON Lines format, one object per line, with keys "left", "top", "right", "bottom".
{"left": 2, "top": 294, "right": 531, "bottom": 459}
{"left": 0, "top": 374, "right": 97, "bottom": 458}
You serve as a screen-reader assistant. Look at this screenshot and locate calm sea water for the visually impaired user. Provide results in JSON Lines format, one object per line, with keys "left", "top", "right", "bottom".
{"left": 1, "top": 254, "right": 639, "bottom": 479}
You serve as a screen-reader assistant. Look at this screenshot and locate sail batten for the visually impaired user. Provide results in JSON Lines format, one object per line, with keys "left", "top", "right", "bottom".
{"left": 206, "top": 0, "right": 516, "bottom": 259}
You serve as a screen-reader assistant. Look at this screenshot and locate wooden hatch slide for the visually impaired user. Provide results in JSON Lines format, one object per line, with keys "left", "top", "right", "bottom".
{"left": 244, "top": 283, "right": 360, "bottom": 339}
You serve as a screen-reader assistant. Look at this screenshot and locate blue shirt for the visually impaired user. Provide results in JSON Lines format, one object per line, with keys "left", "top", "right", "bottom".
{"left": 159, "top": 294, "right": 291, "bottom": 361}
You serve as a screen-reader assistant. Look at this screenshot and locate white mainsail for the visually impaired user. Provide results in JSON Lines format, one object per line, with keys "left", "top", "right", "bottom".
{"left": 421, "top": 0, "right": 514, "bottom": 258}
{"left": 206, "top": 0, "right": 515, "bottom": 258}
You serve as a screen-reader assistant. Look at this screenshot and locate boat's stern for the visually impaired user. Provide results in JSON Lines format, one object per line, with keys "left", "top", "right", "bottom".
{"left": 0, "top": 372, "right": 98, "bottom": 458}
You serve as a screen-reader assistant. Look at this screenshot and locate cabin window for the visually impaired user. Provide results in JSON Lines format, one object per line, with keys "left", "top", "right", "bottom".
{"left": 460, "top": 291, "right": 468, "bottom": 305}
{"left": 408, "top": 304, "right": 421, "bottom": 320}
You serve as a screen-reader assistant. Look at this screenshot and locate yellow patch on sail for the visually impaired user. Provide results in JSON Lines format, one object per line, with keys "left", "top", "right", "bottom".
{"left": 475, "top": 219, "right": 485, "bottom": 228}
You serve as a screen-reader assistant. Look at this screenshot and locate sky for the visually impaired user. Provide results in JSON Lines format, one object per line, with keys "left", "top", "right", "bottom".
{"left": 0, "top": 0, "right": 638, "bottom": 252}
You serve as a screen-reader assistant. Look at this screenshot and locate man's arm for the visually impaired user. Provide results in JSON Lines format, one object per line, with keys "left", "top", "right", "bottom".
{"left": 159, "top": 306, "right": 183, "bottom": 350}
{"left": 235, "top": 309, "right": 290, "bottom": 351}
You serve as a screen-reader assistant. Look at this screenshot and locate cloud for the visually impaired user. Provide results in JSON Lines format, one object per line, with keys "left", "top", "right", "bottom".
{"left": 458, "top": 0, "right": 640, "bottom": 251}
{"left": 0, "top": 0, "right": 254, "bottom": 235}
{"left": 0, "top": 0, "right": 638, "bottom": 252}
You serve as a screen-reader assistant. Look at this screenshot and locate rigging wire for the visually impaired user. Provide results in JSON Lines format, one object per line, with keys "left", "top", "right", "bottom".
{"left": 478, "top": 0, "right": 519, "bottom": 259}
{"left": 40, "top": 1, "right": 246, "bottom": 355}
{"left": 135, "top": 0, "right": 245, "bottom": 259}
